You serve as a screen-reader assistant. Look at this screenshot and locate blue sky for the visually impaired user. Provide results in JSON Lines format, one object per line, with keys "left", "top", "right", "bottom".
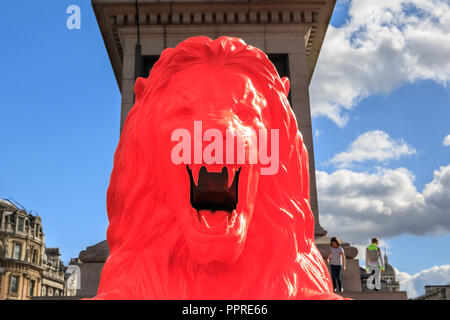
{"left": 313, "top": 76, "right": 450, "bottom": 276}
{"left": 311, "top": 0, "right": 450, "bottom": 297}
{"left": 0, "top": 0, "right": 449, "bottom": 298}
{"left": 0, "top": 1, "right": 118, "bottom": 261}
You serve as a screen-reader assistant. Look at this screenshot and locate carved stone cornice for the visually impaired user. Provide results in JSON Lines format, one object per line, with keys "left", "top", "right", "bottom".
{"left": 0, "top": 258, "right": 45, "bottom": 272}
{"left": 92, "top": 0, "right": 335, "bottom": 89}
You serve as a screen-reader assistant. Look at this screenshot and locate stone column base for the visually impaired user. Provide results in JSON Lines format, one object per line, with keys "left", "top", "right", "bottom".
{"left": 338, "top": 291, "right": 408, "bottom": 300}
{"left": 314, "top": 224, "right": 328, "bottom": 238}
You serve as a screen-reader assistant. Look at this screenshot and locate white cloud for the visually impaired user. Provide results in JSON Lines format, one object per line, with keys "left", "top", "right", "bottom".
{"left": 315, "top": 129, "right": 320, "bottom": 137}
{"left": 443, "top": 134, "right": 450, "bottom": 146}
{"left": 330, "top": 130, "right": 416, "bottom": 168}
{"left": 317, "top": 163, "right": 450, "bottom": 245}
{"left": 396, "top": 265, "right": 450, "bottom": 298}
{"left": 310, "top": 0, "right": 450, "bottom": 126}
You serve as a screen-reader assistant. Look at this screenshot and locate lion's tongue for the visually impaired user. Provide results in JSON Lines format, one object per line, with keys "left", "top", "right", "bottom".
{"left": 199, "top": 210, "right": 229, "bottom": 232}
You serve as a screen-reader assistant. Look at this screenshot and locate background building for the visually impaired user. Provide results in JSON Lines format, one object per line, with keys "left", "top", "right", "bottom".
{"left": 0, "top": 199, "right": 68, "bottom": 300}
{"left": 413, "top": 285, "right": 450, "bottom": 300}
{"left": 41, "top": 248, "right": 66, "bottom": 297}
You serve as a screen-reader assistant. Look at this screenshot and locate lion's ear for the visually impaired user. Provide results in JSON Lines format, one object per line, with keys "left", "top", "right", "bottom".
{"left": 281, "top": 76, "right": 290, "bottom": 97}
{"left": 134, "top": 77, "right": 147, "bottom": 99}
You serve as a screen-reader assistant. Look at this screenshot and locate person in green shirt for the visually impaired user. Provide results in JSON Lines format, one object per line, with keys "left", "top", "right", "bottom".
{"left": 365, "top": 237, "right": 385, "bottom": 291}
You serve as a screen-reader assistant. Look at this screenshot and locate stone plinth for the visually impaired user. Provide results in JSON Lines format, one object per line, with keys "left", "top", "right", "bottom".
{"left": 79, "top": 240, "right": 109, "bottom": 263}
{"left": 315, "top": 236, "right": 362, "bottom": 292}
{"left": 35, "top": 241, "right": 109, "bottom": 299}
{"left": 92, "top": 0, "right": 337, "bottom": 237}
{"left": 70, "top": 240, "right": 109, "bottom": 297}
{"left": 315, "top": 236, "right": 408, "bottom": 300}
{"left": 338, "top": 291, "right": 408, "bottom": 300}
{"left": 75, "top": 262, "right": 105, "bottom": 297}
{"left": 32, "top": 295, "right": 92, "bottom": 300}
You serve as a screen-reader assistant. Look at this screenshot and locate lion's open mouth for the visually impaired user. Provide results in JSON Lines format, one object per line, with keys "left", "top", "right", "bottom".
{"left": 186, "top": 165, "right": 242, "bottom": 234}
{"left": 187, "top": 165, "right": 241, "bottom": 212}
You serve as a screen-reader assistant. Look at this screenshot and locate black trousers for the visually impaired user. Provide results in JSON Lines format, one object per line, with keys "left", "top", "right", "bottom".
{"left": 330, "top": 265, "right": 342, "bottom": 290}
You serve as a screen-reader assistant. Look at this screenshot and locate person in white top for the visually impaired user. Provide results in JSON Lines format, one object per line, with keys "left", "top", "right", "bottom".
{"left": 326, "top": 237, "right": 346, "bottom": 292}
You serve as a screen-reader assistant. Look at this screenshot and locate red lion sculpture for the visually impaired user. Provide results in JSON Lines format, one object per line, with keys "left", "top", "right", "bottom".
{"left": 95, "top": 36, "right": 341, "bottom": 300}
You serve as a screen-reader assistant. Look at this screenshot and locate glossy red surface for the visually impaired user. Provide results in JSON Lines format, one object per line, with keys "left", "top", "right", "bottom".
{"left": 94, "top": 36, "right": 342, "bottom": 300}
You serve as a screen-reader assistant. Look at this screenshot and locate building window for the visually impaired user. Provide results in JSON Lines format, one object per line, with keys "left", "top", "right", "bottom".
{"left": 13, "top": 243, "right": 22, "bottom": 260}
{"left": 142, "top": 55, "right": 160, "bottom": 78}
{"left": 17, "top": 217, "right": 24, "bottom": 232}
{"left": 35, "top": 224, "right": 40, "bottom": 236}
{"left": 10, "top": 276, "right": 19, "bottom": 293}
{"left": 32, "top": 249, "right": 38, "bottom": 264}
{"left": 268, "top": 54, "right": 291, "bottom": 102}
{"left": 29, "top": 280, "right": 35, "bottom": 296}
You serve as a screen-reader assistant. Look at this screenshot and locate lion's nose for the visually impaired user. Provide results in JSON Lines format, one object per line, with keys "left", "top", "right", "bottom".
{"left": 202, "top": 111, "right": 236, "bottom": 133}
{"left": 202, "top": 117, "right": 255, "bottom": 145}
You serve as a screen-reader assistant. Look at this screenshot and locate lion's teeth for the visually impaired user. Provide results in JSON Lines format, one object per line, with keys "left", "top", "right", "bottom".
{"left": 224, "top": 216, "right": 230, "bottom": 230}
{"left": 191, "top": 166, "right": 200, "bottom": 186}
{"left": 200, "top": 215, "right": 210, "bottom": 229}
{"left": 229, "top": 215, "right": 236, "bottom": 227}
{"left": 227, "top": 167, "right": 236, "bottom": 188}
{"left": 228, "top": 210, "right": 237, "bottom": 227}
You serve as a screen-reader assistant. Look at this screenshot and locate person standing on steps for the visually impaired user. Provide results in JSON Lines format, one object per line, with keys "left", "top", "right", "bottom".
{"left": 326, "top": 237, "right": 346, "bottom": 292}
{"left": 365, "top": 237, "right": 385, "bottom": 291}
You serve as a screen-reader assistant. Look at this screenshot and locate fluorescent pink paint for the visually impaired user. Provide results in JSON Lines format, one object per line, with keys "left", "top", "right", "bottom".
{"left": 94, "top": 36, "right": 342, "bottom": 300}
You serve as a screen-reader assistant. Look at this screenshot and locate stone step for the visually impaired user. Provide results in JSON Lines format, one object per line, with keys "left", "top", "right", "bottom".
{"left": 337, "top": 291, "right": 408, "bottom": 300}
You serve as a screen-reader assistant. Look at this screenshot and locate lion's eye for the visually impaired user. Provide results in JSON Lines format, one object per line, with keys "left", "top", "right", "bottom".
{"left": 176, "top": 106, "right": 194, "bottom": 117}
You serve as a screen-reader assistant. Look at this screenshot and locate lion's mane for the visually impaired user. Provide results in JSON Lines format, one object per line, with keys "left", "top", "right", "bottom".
{"left": 95, "top": 36, "right": 338, "bottom": 299}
